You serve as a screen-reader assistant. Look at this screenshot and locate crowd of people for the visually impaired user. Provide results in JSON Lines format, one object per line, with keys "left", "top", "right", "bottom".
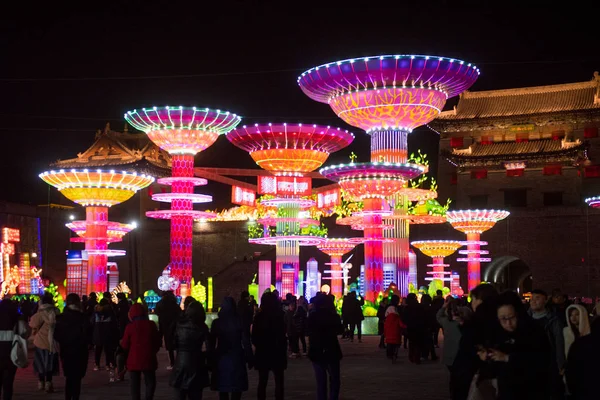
{"left": 374, "top": 286, "right": 600, "bottom": 400}
{"left": 0, "top": 285, "right": 599, "bottom": 400}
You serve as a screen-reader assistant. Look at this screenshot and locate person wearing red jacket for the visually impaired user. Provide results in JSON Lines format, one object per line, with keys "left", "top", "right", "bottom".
{"left": 121, "top": 304, "right": 161, "bottom": 400}
{"left": 384, "top": 295, "right": 406, "bottom": 362}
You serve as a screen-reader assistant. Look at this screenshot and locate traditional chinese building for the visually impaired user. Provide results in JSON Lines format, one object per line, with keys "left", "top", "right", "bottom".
{"left": 430, "top": 72, "right": 600, "bottom": 296}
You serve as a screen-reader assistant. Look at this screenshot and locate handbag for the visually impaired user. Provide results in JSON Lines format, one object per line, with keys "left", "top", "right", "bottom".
{"left": 467, "top": 373, "right": 498, "bottom": 400}
{"left": 11, "top": 321, "right": 29, "bottom": 368}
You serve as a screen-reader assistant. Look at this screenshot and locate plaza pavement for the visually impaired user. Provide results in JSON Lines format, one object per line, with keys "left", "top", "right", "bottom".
{"left": 13, "top": 336, "right": 450, "bottom": 400}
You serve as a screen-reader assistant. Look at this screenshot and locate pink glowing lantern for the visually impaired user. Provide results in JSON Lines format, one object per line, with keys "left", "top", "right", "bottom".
{"left": 301, "top": 55, "right": 478, "bottom": 302}
{"left": 411, "top": 240, "right": 463, "bottom": 285}
{"left": 125, "top": 107, "right": 241, "bottom": 289}
{"left": 317, "top": 238, "right": 357, "bottom": 298}
{"left": 227, "top": 123, "right": 353, "bottom": 294}
{"left": 40, "top": 169, "right": 154, "bottom": 294}
{"left": 445, "top": 210, "right": 510, "bottom": 291}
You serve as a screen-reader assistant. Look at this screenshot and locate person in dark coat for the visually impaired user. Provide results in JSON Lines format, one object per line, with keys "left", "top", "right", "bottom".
{"left": 121, "top": 303, "right": 161, "bottom": 400}
{"left": 209, "top": 297, "right": 252, "bottom": 400}
{"left": 155, "top": 290, "right": 181, "bottom": 369}
{"left": 93, "top": 297, "right": 119, "bottom": 371}
{"left": 237, "top": 291, "right": 254, "bottom": 338}
{"left": 490, "top": 291, "right": 551, "bottom": 400}
{"left": 451, "top": 283, "right": 499, "bottom": 400}
{"left": 431, "top": 290, "right": 445, "bottom": 347}
{"left": 293, "top": 302, "right": 308, "bottom": 355}
{"left": 308, "top": 293, "right": 343, "bottom": 400}
{"left": 54, "top": 293, "right": 89, "bottom": 400}
{"left": 115, "top": 292, "right": 131, "bottom": 380}
{"left": 403, "top": 293, "right": 426, "bottom": 364}
{"left": 170, "top": 301, "right": 210, "bottom": 400}
{"left": 84, "top": 292, "right": 97, "bottom": 347}
{"left": 377, "top": 297, "right": 389, "bottom": 349}
{"left": 252, "top": 292, "right": 287, "bottom": 400}
{"left": 0, "top": 298, "right": 28, "bottom": 400}
{"left": 20, "top": 298, "right": 33, "bottom": 322}
{"left": 420, "top": 294, "right": 439, "bottom": 361}
{"left": 565, "top": 317, "right": 600, "bottom": 400}
{"left": 341, "top": 291, "right": 363, "bottom": 343}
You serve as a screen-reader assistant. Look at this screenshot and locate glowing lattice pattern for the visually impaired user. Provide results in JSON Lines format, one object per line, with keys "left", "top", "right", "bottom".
{"left": 329, "top": 87, "right": 447, "bottom": 131}
{"left": 39, "top": 170, "right": 154, "bottom": 207}
{"left": 124, "top": 106, "right": 241, "bottom": 155}
{"left": 227, "top": 123, "right": 354, "bottom": 174}
{"left": 446, "top": 209, "right": 510, "bottom": 234}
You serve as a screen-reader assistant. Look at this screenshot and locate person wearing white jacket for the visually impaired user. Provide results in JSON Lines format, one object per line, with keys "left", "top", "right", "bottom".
{"left": 563, "top": 304, "right": 590, "bottom": 359}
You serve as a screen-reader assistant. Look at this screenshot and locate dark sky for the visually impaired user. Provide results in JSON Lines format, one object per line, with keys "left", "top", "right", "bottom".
{"left": 1, "top": 3, "right": 598, "bottom": 208}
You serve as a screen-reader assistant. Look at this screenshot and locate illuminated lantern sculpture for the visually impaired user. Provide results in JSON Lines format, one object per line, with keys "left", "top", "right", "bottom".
{"left": 227, "top": 123, "right": 353, "bottom": 294}
{"left": 585, "top": 196, "right": 600, "bottom": 209}
{"left": 446, "top": 210, "right": 510, "bottom": 291}
{"left": 157, "top": 265, "right": 180, "bottom": 292}
{"left": 300, "top": 55, "right": 479, "bottom": 302}
{"left": 125, "top": 107, "right": 241, "bottom": 291}
{"left": 411, "top": 240, "right": 463, "bottom": 286}
{"left": 317, "top": 238, "right": 356, "bottom": 298}
{"left": 40, "top": 169, "right": 153, "bottom": 294}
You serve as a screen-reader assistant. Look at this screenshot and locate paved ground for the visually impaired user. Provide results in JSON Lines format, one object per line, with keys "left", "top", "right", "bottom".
{"left": 13, "top": 336, "right": 450, "bottom": 400}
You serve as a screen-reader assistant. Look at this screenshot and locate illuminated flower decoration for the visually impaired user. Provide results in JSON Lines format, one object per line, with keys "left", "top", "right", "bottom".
{"left": 39, "top": 169, "right": 154, "bottom": 207}
{"left": 585, "top": 196, "right": 600, "bottom": 208}
{"left": 298, "top": 55, "right": 479, "bottom": 132}
{"left": 227, "top": 123, "right": 354, "bottom": 174}
{"left": 446, "top": 209, "right": 510, "bottom": 234}
{"left": 125, "top": 106, "right": 241, "bottom": 155}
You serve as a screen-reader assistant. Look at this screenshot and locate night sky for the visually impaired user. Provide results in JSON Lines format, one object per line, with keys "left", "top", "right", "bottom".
{"left": 1, "top": 3, "right": 598, "bottom": 209}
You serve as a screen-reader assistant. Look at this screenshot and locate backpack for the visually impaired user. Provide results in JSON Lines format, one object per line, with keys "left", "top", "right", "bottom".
{"left": 11, "top": 321, "right": 29, "bottom": 368}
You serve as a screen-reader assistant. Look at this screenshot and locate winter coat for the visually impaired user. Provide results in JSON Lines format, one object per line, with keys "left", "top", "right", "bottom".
{"left": 169, "top": 316, "right": 210, "bottom": 390}
{"left": 120, "top": 304, "right": 161, "bottom": 371}
{"left": 252, "top": 309, "right": 287, "bottom": 371}
{"left": 528, "top": 308, "right": 566, "bottom": 373}
{"left": 0, "top": 299, "right": 20, "bottom": 369}
{"left": 383, "top": 306, "right": 405, "bottom": 345}
{"left": 436, "top": 307, "right": 462, "bottom": 367}
{"left": 93, "top": 303, "right": 119, "bottom": 347}
{"left": 116, "top": 299, "right": 130, "bottom": 339}
{"left": 563, "top": 304, "right": 591, "bottom": 358}
{"left": 565, "top": 319, "right": 600, "bottom": 400}
{"left": 30, "top": 303, "right": 59, "bottom": 352}
{"left": 293, "top": 306, "right": 307, "bottom": 335}
{"left": 209, "top": 297, "right": 252, "bottom": 392}
{"left": 54, "top": 306, "right": 89, "bottom": 378}
{"left": 155, "top": 296, "right": 181, "bottom": 351}
{"left": 494, "top": 317, "right": 552, "bottom": 400}
{"left": 341, "top": 295, "right": 364, "bottom": 324}
{"left": 307, "top": 306, "right": 343, "bottom": 363}
{"left": 402, "top": 302, "right": 426, "bottom": 341}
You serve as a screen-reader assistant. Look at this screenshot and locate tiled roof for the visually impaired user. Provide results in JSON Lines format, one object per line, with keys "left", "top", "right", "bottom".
{"left": 52, "top": 123, "right": 171, "bottom": 177}
{"left": 437, "top": 73, "right": 600, "bottom": 120}
{"left": 451, "top": 139, "right": 582, "bottom": 158}
{"left": 444, "top": 139, "right": 585, "bottom": 166}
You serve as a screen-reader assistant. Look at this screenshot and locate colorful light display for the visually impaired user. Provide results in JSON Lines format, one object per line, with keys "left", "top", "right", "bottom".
{"left": 585, "top": 196, "right": 600, "bottom": 208}
{"left": 258, "top": 260, "right": 272, "bottom": 297}
{"left": 125, "top": 106, "right": 241, "bottom": 290}
{"left": 303, "top": 55, "right": 478, "bottom": 302}
{"left": 40, "top": 169, "right": 153, "bottom": 294}
{"left": 411, "top": 240, "right": 463, "bottom": 285}
{"left": 227, "top": 123, "right": 353, "bottom": 294}
{"left": 317, "top": 238, "right": 357, "bottom": 298}
{"left": 446, "top": 210, "right": 510, "bottom": 291}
